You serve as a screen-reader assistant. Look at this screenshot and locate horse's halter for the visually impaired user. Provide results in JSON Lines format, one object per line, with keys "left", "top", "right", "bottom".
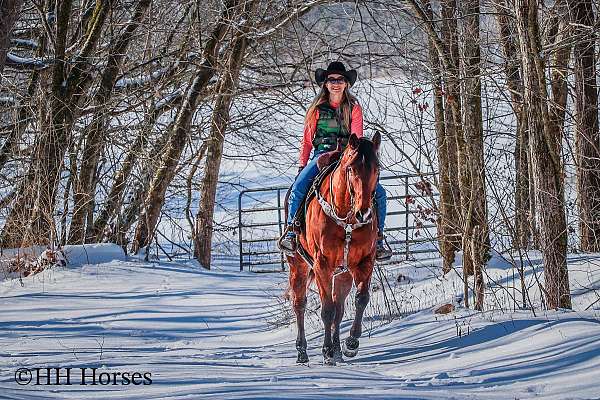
{"left": 314, "top": 148, "right": 375, "bottom": 272}
{"left": 329, "top": 165, "right": 354, "bottom": 223}
{"left": 332, "top": 151, "right": 374, "bottom": 223}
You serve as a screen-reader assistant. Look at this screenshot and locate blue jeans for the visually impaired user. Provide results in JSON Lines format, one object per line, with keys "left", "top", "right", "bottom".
{"left": 287, "top": 152, "right": 387, "bottom": 233}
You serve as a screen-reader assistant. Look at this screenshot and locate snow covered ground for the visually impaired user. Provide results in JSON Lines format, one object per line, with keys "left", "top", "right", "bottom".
{"left": 1, "top": 249, "right": 600, "bottom": 399}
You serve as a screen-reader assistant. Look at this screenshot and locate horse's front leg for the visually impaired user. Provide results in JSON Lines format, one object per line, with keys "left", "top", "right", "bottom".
{"left": 289, "top": 256, "right": 310, "bottom": 364}
{"left": 332, "top": 271, "right": 352, "bottom": 362}
{"left": 344, "top": 257, "right": 374, "bottom": 358}
{"left": 314, "top": 255, "right": 337, "bottom": 365}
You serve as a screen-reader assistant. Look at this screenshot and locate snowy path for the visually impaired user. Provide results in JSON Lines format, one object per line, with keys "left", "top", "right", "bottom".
{"left": 1, "top": 260, "right": 600, "bottom": 399}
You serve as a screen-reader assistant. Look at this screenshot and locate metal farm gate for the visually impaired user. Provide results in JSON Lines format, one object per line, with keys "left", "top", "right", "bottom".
{"left": 238, "top": 173, "right": 439, "bottom": 272}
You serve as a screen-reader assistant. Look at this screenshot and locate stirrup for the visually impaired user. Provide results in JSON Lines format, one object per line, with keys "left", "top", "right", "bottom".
{"left": 376, "top": 238, "right": 393, "bottom": 261}
{"left": 278, "top": 230, "right": 297, "bottom": 255}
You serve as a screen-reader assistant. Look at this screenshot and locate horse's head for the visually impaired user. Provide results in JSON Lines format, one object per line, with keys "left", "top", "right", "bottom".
{"left": 340, "top": 132, "right": 381, "bottom": 224}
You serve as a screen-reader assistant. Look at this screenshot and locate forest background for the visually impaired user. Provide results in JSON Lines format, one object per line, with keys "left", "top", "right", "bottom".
{"left": 1, "top": 0, "right": 599, "bottom": 312}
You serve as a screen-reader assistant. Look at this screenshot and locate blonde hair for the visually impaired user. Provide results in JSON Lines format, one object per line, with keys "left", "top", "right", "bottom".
{"left": 306, "top": 85, "right": 357, "bottom": 133}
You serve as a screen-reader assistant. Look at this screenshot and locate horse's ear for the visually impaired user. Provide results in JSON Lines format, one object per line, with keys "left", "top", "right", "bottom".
{"left": 348, "top": 133, "right": 359, "bottom": 150}
{"left": 372, "top": 131, "right": 381, "bottom": 152}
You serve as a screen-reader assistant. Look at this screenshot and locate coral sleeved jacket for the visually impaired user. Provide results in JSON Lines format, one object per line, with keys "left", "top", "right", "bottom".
{"left": 298, "top": 102, "right": 364, "bottom": 167}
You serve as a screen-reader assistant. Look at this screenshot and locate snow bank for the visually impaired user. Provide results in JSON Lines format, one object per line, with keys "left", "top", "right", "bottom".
{"left": 61, "top": 243, "right": 127, "bottom": 267}
{"left": 1, "top": 243, "right": 127, "bottom": 268}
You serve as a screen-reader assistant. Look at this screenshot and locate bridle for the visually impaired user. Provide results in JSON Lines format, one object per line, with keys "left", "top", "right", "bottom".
{"left": 314, "top": 154, "right": 375, "bottom": 273}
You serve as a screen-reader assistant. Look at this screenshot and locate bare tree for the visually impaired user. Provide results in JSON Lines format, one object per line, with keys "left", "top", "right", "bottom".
{"left": 570, "top": 0, "right": 600, "bottom": 252}
{"left": 194, "top": 2, "right": 255, "bottom": 269}
{"left": 423, "top": 0, "right": 460, "bottom": 274}
{"left": 459, "top": 0, "right": 488, "bottom": 310}
{"left": 68, "top": 0, "right": 153, "bottom": 244}
{"left": 514, "top": 0, "right": 571, "bottom": 309}
{"left": 438, "top": 0, "right": 463, "bottom": 273}
{"left": 131, "top": 0, "right": 238, "bottom": 254}
{"left": 494, "top": 0, "right": 530, "bottom": 250}
{"left": 1, "top": 0, "right": 111, "bottom": 248}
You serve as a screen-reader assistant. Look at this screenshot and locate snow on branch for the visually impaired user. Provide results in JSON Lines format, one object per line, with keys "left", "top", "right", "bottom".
{"left": 155, "top": 89, "right": 184, "bottom": 110}
{"left": 115, "top": 51, "right": 200, "bottom": 90}
{"left": 115, "top": 66, "right": 173, "bottom": 89}
{"left": 5, "top": 53, "right": 49, "bottom": 70}
{"left": 10, "top": 38, "right": 39, "bottom": 50}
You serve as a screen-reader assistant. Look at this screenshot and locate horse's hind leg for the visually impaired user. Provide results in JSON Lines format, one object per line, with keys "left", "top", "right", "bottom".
{"left": 332, "top": 272, "right": 352, "bottom": 362}
{"left": 344, "top": 259, "right": 374, "bottom": 358}
{"left": 289, "top": 257, "right": 310, "bottom": 363}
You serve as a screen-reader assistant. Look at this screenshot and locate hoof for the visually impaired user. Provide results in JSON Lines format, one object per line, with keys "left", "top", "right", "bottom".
{"left": 332, "top": 339, "right": 343, "bottom": 363}
{"left": 323, "top": 356, "right": 336, "bottom": 366}
{"left": 343, "top": 336, "right": 359, "bottom": 358}
{"left": 322, "top": 346, "right": 336, "bottom": 366}
{"left": 333, "top": 347, "right": 343, "bottom": 363}
{"left": 343, "top": 346, "right": 358, "bottom": 358}
{"left": 297, "top": 350, "right": 309, "bottom": 364}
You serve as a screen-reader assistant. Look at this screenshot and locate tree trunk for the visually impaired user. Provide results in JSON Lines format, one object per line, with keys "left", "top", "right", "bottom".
{"left": 443, "top": 0, "right": 474, "bottom": 281}
{"left": 547, "top": 2, "right": 571, "bottom": 133}
{"left": 69, "top": 0, "right": 152, "bottom": 244}
{"left": 494, "top": 0, "right": 530, "bottom": 249}
{"left": 91, "top": 105, "right": 163, "bottom": 242}
{"left": 514, "top": 0, "right": 571, "bottom": 309}
{"left": 570, "top": 0, "right": 600, "bottom": 251}
{"left": 422, "top": 0, "right": 460, "bottom": 273}
{"left": 194, "top": 33, "right": 249, "bottom": 269}
{"left": 0, "top": 0, "right": 22, "bottom": 80}
{"left": 439, "top": 0, "right": 463, "bottom": 273}
{"left": 131, "top": 0, "right": 237, "bottom": 254}
{"left": 460, "top": 0, "right": 488, "bottom": 310}
{"left": 108, "top": 130, "right": 171, "bottom": 249}
{"left": 429, "top": 41, "right": 454, "bottom": 272}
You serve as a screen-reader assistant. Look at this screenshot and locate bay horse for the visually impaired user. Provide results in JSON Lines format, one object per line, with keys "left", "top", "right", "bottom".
{"left": 287, "top": 132, "right": 381, "bottom": 365}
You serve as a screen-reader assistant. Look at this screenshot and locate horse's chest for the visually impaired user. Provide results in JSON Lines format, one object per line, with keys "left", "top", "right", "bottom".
{"left": 307, "top": 226, "right": 375, "bottom": 262}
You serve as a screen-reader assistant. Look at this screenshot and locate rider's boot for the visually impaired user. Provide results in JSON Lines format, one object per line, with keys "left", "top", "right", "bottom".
{"left": 376, "top": 233, "right": 393, "bottom": 261}
{"left": 278, "top": 227, "right": 297, "bottom": 255}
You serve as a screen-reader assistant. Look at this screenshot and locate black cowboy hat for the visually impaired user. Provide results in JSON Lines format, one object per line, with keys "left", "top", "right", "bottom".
{"left": 315, "top": 61, "right": 357, "bottom": 87}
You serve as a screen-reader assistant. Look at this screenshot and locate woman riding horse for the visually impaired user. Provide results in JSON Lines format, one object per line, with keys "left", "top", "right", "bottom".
{"left": 278, "top": 61, "right": 392, "bottom": 261}
{"left": 285, "top": 129, "right": 382, "bottom": 365}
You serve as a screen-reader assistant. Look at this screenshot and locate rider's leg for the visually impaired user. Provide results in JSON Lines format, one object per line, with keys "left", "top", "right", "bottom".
{"left": 279, "top": 156, "right": 321, "bottom": 253}
{"left": 374, "top": 183, "right": 387, "bottom": 234}
{"left": 287, "top": 158, "right": 320, "bottom": 226}
{"left": 374, "top": 183, "right": 393, "bottom": 260}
